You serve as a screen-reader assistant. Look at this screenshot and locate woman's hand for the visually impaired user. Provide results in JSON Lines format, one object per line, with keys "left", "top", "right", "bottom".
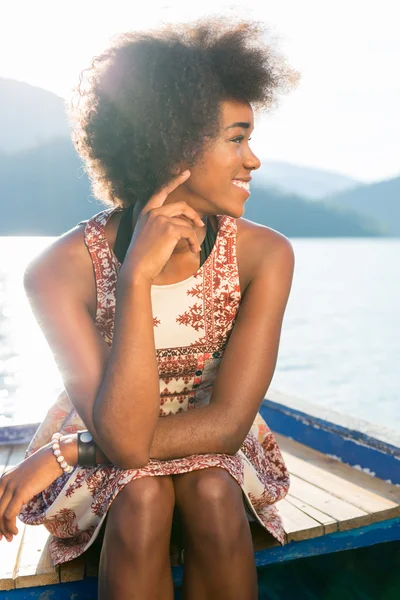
{"left": 120, "top": 170, "right": 205, "bottom": 284}
{"left": 0, "top": 435, "right": 77, "bottom": 542}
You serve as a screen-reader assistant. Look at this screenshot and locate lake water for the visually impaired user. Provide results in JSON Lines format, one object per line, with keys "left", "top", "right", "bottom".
{"left": 0, "top": 236, "right": 399, "bottom": 433}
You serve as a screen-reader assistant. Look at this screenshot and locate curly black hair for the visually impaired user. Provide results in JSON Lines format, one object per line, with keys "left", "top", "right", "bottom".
{"left": 66, "top": 15, "right": 299, "bottom": 209}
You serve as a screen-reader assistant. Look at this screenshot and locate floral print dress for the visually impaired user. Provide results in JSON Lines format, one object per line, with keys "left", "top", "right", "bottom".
{"left": 18, "top": 207, "right": 290, "bottom": 566}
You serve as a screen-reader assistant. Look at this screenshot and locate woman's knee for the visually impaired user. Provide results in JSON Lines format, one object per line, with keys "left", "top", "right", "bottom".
{"left": 105, "top": 475, "right": 175, "bottom": 551}
{"left": 117, "top": 475, "right": 175, "bottom": 511}
{"left": 175, "top": 469, "right": 247, "bottom": 525}
{"left": 174, "top": 469, "right": 249, "bottom": 551}
{"left": 175, "top": 468, "right": 241, "bottom": 508}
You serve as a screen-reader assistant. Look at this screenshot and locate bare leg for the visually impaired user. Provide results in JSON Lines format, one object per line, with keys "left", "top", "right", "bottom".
{"left": 98, "top": 475, "right": 176, "bottom": 600}
{"left": 173, "top": 468, "right": 257, "bottom": 600}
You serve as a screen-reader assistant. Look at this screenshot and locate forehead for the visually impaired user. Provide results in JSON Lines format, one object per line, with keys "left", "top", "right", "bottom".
{"left": 220, "top": 99, "right": 254, "bottom": 128}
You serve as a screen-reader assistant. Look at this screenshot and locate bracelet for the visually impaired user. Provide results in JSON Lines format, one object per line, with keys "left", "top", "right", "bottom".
{"left": 51, "top": 433, "right": 74, "bottom": 474}
{"left": 77, "top": 430, "right": 97, "bottom": 466}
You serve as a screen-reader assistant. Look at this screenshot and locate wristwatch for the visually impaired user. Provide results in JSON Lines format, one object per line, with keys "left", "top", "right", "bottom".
{"left": 77, "top": 430, "right": 97, "bottom": 466}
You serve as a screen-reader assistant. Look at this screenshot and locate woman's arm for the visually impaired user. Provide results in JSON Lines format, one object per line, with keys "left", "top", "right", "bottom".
{"left": 23, "top": 226, "right": 159, "bottom": 469}
{"left": 93, "top": 274, "right": 160, "bottom": 467}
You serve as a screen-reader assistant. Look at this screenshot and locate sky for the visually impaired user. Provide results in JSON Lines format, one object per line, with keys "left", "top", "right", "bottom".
{"left": 2, "top": 0, "right": 399, "bottom": 183}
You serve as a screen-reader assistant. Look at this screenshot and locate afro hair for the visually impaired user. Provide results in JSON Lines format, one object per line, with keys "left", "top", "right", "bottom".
{"left": 67, "top": 15, "right": 299, "bottom": 209}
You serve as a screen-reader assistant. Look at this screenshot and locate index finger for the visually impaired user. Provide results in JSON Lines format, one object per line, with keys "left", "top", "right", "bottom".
{"left": 143, "top": 170, "right": 191, "bottom": 213}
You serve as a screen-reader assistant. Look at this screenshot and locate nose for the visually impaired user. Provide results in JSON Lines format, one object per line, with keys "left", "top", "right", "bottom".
{"left": 243, "top": 147, "right": 261, "bottom": 172}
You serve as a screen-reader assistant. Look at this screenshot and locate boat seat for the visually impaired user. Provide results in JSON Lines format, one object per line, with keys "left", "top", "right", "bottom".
{"left": 1, "top": 434, "right": 399, "bottom": 591}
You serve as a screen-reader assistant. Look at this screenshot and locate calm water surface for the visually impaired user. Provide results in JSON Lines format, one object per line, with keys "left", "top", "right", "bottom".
{"left": 0, "top": 236, "right": 399, "bottom": 432}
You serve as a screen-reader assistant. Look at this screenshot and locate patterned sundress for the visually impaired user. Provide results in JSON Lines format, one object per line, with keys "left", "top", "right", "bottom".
{"left": 18, "top": 206, "right": 290, "bottom": 566}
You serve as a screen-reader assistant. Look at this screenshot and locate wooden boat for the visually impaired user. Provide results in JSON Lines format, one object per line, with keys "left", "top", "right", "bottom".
{"left": 0, "top": 390, "right": 399, "bottom": 599}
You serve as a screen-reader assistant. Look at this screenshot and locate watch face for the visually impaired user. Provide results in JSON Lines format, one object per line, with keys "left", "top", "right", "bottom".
{"left": 80, "top": 432, "right": 93, "bottom": 444}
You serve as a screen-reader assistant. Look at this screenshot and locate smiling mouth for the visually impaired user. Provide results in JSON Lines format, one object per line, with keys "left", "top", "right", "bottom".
{"left": 232, "top": 180, "right": 250, "bottom": 192}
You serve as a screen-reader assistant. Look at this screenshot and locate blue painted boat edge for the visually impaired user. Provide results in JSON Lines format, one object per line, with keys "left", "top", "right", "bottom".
{"left": 260, "top": 395, "right": 400, "bottom": 484}
{"left": 252, "top": 516, "right": 400, "bottom": 568}
{"left": 265, "top": 389, "right": 400, "bottom": 455}
{"left": 0, "top": 423, "right": 39, "bottom": 446}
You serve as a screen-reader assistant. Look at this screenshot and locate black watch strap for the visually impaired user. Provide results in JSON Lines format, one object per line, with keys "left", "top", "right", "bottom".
{"left": 77, "top": 430, "right": 97, "bottom": 466}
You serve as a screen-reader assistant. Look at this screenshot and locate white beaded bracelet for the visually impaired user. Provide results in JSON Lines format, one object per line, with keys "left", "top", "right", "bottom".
{"left": 51, "top": 432, "right": 74, "bottom": 474}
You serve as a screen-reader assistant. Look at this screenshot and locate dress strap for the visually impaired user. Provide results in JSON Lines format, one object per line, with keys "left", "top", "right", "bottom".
{"left": 80, "top": 207, "right": 123, "bottom": 344}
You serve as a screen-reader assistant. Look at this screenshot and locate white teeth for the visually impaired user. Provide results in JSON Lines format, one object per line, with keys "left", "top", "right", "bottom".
{"left": 232, "top": 180, "right": 250, "bottom": 191}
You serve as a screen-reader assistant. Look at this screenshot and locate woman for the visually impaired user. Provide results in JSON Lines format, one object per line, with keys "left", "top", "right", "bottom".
{"left": 0, "top": 16, "right": 298, "bottom": 600}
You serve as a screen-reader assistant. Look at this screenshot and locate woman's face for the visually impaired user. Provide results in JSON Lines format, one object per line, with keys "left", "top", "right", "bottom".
{"left": 167, "top": 98, "right": 261, "bottom": 221}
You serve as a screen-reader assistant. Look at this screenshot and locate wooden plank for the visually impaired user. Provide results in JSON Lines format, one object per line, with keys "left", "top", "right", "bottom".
{"left": 281, "top": 449, "right": 400, "bottom": 522}
{"left": 275, "top": 498, "right": 324, "bottom": 542}
{"left": 14, "top": 524, "right": 59, "bottom": 588}
{"left": 288, "top": 474, "right": 370, "bottom": 531}
{"left": 60, "top": 555, "right": 86, "bottom": 583}
{"left": 0, "top": 521, "right": 25, "bottom": 591}
{"left": 275, "top": 433, "right": 400, "bottom": 503}
{"left": 285, "top": 494, "right": 338, "bottom": 534}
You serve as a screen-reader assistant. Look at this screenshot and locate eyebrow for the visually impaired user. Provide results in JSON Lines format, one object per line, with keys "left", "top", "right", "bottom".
{"left": 224, "top": 121, "right": 251, "bottom": 130}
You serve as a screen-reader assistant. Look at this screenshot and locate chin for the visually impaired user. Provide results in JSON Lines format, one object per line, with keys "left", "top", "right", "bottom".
{"left": 220, "top": 205, "right": 245, "bottom": 219}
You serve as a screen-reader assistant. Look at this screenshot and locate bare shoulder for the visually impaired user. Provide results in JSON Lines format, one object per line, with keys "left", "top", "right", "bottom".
{"left": 236, "top": 217, "right": 295, "bottom": 286}
{"left": 23, "top": 222, "right": 97, "bottom": 317}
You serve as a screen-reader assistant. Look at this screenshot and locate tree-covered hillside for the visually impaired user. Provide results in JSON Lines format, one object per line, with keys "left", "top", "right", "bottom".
{"left": 322, "top": 177, "right": 400, "bottom": 236}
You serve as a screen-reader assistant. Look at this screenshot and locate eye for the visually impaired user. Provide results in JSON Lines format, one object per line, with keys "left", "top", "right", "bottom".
{"left": 231, "top": 136, "right": 252, "bottom": 144}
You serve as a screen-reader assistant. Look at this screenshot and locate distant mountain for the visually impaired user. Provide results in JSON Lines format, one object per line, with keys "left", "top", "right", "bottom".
{"left": 243, "top": 187, "right": 384, "bottom": 238}
{"left": 0, "top": 137, "right": 100, "bottom": 235}
{"left": 0, "top": 137, "right": 385, "bottom": 237}
{"left": 252, "top": 160, "right": 361, "bottom": 200}
{"left": 322, "top": 176, "right": 400, "bottom": 236}
{"left": 0, "top": 78, "right": 70, "bottom": 154}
